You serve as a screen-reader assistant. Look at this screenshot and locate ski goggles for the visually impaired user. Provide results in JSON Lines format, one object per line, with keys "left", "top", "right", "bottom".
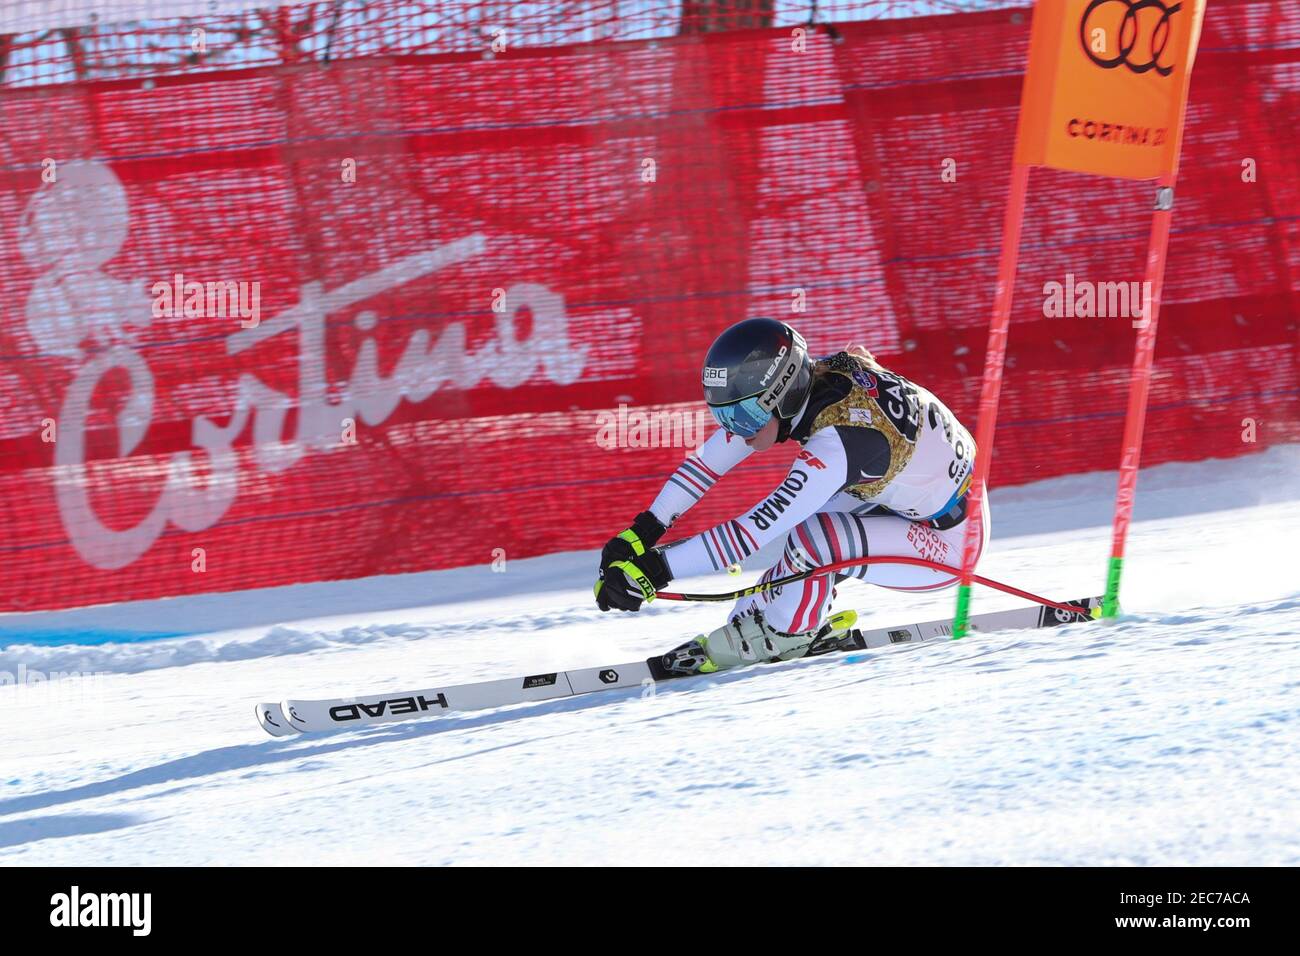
{"left": 708, "top": 396, "right": 773, "bottom": 438}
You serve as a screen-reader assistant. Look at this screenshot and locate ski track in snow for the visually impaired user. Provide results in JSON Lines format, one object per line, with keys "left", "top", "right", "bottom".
{"left": 1, "top": 448, "right": 1298, "bottom": 865}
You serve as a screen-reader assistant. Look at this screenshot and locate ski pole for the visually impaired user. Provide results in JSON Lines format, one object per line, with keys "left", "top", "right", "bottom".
{"left": 656, "top": 555, "right": 1096, "bottom": 617}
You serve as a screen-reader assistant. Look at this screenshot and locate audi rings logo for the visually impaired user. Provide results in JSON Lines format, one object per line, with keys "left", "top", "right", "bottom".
{"left": 1080, "top": 0, "right": 1182, "bottom": 77}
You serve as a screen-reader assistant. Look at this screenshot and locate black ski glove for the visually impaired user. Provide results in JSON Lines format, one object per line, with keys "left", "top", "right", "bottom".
{"left": 594, "top": 511, "right": 671, "bottom": 612}
{"left": 595, "top": 546, "right": 673, "bottom": 612}
{"left": 598, "top": 511, "right": 666, "bottom": 570}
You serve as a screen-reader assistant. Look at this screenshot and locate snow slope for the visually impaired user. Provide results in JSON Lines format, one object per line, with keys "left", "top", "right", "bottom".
{"left": 2, "top": 447, "right": 1298, "bottom": 865}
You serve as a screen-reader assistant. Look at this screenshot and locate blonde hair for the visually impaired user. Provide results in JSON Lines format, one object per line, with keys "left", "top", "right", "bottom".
{"left": 844, "top": 344, "right": 876, "bottom": 363}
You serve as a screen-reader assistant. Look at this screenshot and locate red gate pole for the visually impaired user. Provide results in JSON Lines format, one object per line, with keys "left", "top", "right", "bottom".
{"left": 953, "top": 162, "right": 1031, "bottom": 638}
{"left": 1102, "top": 172, "right": 1178, "bottom": 618}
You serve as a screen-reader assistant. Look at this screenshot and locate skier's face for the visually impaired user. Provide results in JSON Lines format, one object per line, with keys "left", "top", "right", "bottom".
{"left": 744, "top": 415, "right": 779, "bottom": 452}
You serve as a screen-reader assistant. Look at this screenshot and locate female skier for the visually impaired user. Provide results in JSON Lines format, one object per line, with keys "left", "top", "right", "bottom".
{"left": 594, "top": 317, "right": 986, "bottom": 675}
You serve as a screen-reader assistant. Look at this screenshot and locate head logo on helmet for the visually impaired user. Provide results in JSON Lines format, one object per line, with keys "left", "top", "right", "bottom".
{"left": 759, "top": 345, "right": 789, "bottom": 387}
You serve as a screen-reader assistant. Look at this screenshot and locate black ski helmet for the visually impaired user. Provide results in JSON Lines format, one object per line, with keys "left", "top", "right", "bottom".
{"left": 702, "top": 318, "right": 813, "bottom": 437}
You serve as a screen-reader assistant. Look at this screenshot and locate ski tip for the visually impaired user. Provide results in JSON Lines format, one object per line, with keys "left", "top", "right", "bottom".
{"left": 255, "top": 702, "right": 300, "bottom": 738}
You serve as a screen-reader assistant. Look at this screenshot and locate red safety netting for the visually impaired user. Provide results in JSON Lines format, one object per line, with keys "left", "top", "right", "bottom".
{"left": 0, "top": 0, "right": 1296, "bottom": 611}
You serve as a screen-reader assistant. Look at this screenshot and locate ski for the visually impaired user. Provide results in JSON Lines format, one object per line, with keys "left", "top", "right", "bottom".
{"left": 258, "top": 596, "right": 1100, "bottom": 736}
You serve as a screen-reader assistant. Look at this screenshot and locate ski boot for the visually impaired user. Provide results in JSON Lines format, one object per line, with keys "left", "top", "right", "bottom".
{"left": 652, "top": 609, "right": 859, "bottom": 678}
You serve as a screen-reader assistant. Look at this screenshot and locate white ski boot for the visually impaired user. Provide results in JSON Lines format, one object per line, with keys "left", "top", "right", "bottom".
{"left": 656, "top": 609, "right": 858, "bottom": 676}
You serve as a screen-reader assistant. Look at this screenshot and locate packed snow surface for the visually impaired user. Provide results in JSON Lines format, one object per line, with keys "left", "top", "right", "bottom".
{"left": 2, "top": 447, "right": 1298, "bottom": 865}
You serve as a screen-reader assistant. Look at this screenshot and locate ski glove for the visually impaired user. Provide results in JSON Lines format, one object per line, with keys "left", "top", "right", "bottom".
{"left": 594, "top": 512, "right": 671, "bottom": 612}
{"left": 598, "top": 511, "right": 666, "bottom": 570}
{"left": 595, "top": 546, "right": 672, "bottom": 612}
